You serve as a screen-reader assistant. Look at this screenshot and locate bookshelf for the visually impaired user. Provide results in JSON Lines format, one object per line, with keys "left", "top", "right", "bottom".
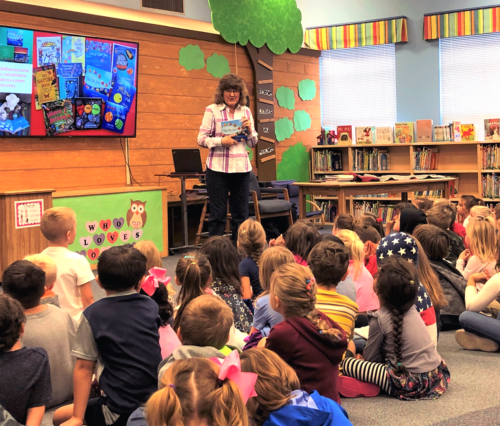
{"left": 310, "top": 142, "right": 498, "bottom": 224}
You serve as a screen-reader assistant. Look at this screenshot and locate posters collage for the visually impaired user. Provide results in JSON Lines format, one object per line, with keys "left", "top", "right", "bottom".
{"left": 0, "top": 26, "right": 138, "bottom": 137}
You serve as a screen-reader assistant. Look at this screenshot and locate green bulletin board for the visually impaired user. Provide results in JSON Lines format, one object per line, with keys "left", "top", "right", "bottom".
{"left": 53, "top": 190, "right": 164, "bottom": 264}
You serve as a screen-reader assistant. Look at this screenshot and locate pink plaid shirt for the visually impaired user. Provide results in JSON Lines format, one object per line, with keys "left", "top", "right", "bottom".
{"left": 197, "top": 103, "right": 258, "bottom": 173}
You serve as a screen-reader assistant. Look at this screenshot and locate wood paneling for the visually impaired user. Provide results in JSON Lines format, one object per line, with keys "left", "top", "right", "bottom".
{"left": 0, "top": 9, "right": 320, "bottom": 195}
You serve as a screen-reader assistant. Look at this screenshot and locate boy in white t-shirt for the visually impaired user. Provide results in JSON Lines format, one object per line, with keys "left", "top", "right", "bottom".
{"left": 40, "top": 207, "right": 95, "bottom": 321}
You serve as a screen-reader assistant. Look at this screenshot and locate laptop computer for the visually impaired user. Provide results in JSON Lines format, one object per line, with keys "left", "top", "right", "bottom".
{"left": 172, "top": 149, "right": 204, "bottom": 174}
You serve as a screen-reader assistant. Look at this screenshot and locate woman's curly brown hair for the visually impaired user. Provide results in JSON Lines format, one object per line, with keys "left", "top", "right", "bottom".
{"left": 213, "top": 73, "right": 249, "bottom": 107}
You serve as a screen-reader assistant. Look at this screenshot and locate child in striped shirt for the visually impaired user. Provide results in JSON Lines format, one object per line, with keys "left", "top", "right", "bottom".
{"left": 308, "top": 241, "right": 359, "bottom": 340}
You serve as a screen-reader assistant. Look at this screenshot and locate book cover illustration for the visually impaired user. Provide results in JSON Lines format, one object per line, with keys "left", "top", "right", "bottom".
{"left": 33, "top": 64, "right": 59, "bottom": 110}
{"left": 75, "top": 98, "right": 103, "bottom": 130}
{"left": 7, "top": 29, "right": 23, "bottom": 46}
{"left": 42, "top": 99, "right": 75, "bottom": 136}
{"left": 36, "top": 36, "right": 61, "bottom": 67}
{"left": 394, "top": 122, "right": 414, "bottom": 143}
{"left": 485, "top": 119, "right": 500, "bottom": 141}
{"left": 460, "top": 124, "right": 475, "bottom": 141}
{"left": 102, "top": 101, "right": 128, "bottom": 134}
{"left": 375, "top": 127, "right": 393, "bottom": 144}
{"left": 452, "top": 121, "right": 461, "bottom": 142}
{"left": 0, "top": 95, "right": 30, "bottom": 135}
{"left": 109, "top": 77, "right": 136, "bottom": 111}
{"left": 355, "top": 126, "right": 374, "bottom": 144}
{"left": 416, "top": 120, "right": 433, "bottom": 142}
{"left": 84, "top": 40, "right": 113, "bottom": 100}
{"left": 337, "top": 125, "right": 352, "bottom": 145}
{"left": 221, "top": 119, "right": 248, "bottom": 142}
{"left": 112, "top": 43, "right": 137, "bottom": 83}
{"left": 62, "top": 36, "right": 85, "bottom": 72}
{"left": 58, "top": 63, "right": 83, "bottom": 104}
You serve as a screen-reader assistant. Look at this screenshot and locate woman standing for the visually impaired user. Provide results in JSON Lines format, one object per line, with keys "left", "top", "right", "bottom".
{"left": 198, "top": 73, "right": 258, "bottom": 241}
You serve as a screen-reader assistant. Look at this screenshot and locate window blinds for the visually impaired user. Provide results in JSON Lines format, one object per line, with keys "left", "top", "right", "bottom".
{"left": 320, "top": 44, "right": 397, "bottom": 130}
{"left": 440, "top": 32, "right": 500, "bottom": 141}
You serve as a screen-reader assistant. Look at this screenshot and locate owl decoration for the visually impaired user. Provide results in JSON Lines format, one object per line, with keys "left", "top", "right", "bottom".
{"left": 126, "top": 199, "right": 147, "bottom": 229}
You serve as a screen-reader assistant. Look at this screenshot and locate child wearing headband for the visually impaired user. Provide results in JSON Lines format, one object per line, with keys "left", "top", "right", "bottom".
{"left": 265, "top": 263, "right": 347, "bottom": 404}
{"left": 340, "top": 257, "right": 450, "bottom": 400}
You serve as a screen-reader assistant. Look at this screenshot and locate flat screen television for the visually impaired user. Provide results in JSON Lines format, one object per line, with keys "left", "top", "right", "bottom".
{"left": 0, "top": 26, "right": 138, "bottom": 137}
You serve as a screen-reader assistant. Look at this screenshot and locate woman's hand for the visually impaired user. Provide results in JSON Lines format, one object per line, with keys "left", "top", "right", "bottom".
{"left": 468, "top": 272, "right": 489, "bottom": 286}
{"left": 222, "top": 134, "right": 238, "bottom": 147}
{"left": 241, "top": 118, "right": 252, "bottom": 133}
{"left": 459, "top": 249, "right": 471, "bottom": 261}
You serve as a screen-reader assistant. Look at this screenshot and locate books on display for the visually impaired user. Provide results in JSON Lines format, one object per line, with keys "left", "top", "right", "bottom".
{"left": 394, "top": 122, "right": 414, "bottom": 143}
{"left": 416, "top": 120, "right": 433, "bottom": 142}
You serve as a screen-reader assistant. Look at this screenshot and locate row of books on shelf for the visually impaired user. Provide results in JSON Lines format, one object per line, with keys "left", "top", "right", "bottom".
{"left": 353, "top": 202, "right": 396, "bottom": 223}
{"left": 352, "top": 148, "right": 389, "bottom": 171}
{"left": 482, "top": 174, "right": 500, "bottom": 199}
{"left": 321, "top": 118, "right": 500, "bottom": 145}
{"left": 413, "top": 147, "right": 438, "bottom": 171}
{"left": 313, "top": 150, "right": 342, "bottom": 172}
{"left": 481, "top": 144, "right": 500, "bottom": 170}
{"left": 317, "top": 200, "right": 338, "bottom": 223}
{"left": 352, "top": 193, "right": 399, "bottom": 199}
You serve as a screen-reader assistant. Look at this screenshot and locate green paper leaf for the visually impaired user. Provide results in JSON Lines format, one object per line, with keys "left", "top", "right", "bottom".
{"left": 209, "top": 0, "right": 303, "bottom": 55}
{"left": 294, "top": 110, "right": 311, "bottom": 132}
{"left": 298, "top": 79, "right": 316, "bottom": 101}
{"left": 277, "top": 142, "right": 310, "bottom": 182}
{"left": 179, "top": 45, "right": 205, "bottom": 71}
{"left": 275, "top": 117, "right": 294, "bottom": 142}
{"left": 276, "top": 86, "right": 295, "bottom": 110}
{"left": 246, "top": 145, "right": 254, "bottom": 161}
{"left": 206, "top": 53, "right": 231, "bottom": 78}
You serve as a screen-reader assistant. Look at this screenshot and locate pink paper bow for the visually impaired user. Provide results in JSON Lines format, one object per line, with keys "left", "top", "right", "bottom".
{"left": 142, "top": 267, "right": 171, "bottom": 297}
{"left": 210, "top": 350, "right": 258, "bottom": 403}
{"left": 159, "top": 325, "right": 181, "bottom": 359}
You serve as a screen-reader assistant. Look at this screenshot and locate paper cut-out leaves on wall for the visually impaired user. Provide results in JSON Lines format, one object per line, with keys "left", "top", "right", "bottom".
{"left": 207, "top": 53, "right": 230, "bottom": 78}
{"left": 276, "top": 86, "right": 295, "bottom": 110}
{"left": 246, "top": 145, "right": 254, "bottom": 161}
{"left": 275, "top": 117, "right": 294, "bottom": 142}
{"left": 179, "top": 45, "right": 205, "bottom": 71}
{"left": 277, "top": 142, "right": 310, "bottom": 183}
{"left": 209, "top": 0, "right": 303, "bottom": 55}
{"left": 294, "top": 110, "right": 311, "bottom": 132}
{"left": 298, "top": 79, "right": 316, "bottom": 101}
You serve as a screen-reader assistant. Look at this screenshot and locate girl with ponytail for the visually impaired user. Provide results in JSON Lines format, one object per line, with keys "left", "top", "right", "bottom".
{"left": 238, "top": 219, "right": 267, "bottom": 298}
{"left": 265, "top": 263, "right": 347, "bottom": 404}
{"left": 340, "top": 257, "right": 450, "bottom": 400}
{"left": 337, "top": 230, "right": 380, "bottom": 313}
{"left": 144, "top": 357, "right": 249, "bottom": 426}
{"left": 173, "top": 252, "right": 212, "bottom": 332}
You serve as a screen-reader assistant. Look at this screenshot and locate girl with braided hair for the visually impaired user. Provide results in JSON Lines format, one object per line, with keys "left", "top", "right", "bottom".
{"left": 238, "top": 218, "right": 267, "bottom": 298}
{"left": 340, "top": 257, "right": 450, "bottom": 400}
{"left": 264, "top": 263, "right": 347, "bottom": 404}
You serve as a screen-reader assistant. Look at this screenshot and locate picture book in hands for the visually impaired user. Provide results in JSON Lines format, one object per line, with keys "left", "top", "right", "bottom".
{"left": 221, "top": 119, "right": 248, "bottom": 142}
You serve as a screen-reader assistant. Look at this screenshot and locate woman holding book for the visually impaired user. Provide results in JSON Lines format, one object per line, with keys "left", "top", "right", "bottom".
{"left": 197, "top": 73, "right": 259, "bottom": 241}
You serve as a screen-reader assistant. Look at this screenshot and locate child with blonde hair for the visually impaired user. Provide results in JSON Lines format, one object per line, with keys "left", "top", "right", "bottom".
{"left": 40, "top": 207, "right": 94, "bottom": 320}
{"left": 24, "top": 254, "right": 59, "bottom": 307}
{"left": 249, "top": 246, "right": 294, "bottom": 337}
{"left": 238, "top": 219, "right": 267, "bottom": 298}
{"left": 337, "top": 230, "right": 379, "bottom": 313}
{"left": 470, "top": 205, "right": 493, "bottom": 219}
{"left": 143, "top": 357, "right": 249, "bottom": 426}
{"left": 457, "top": 216, "right": 497, "bottom": 280}
{"left": 265, "top": 263, "right": 347, "bottom": 403}
{"left": 240, "top": 348, "right": 352, "bottom": 426}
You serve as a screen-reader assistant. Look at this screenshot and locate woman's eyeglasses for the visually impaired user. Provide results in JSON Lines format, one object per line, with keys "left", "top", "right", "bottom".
{"left": 224, "top": 89, "right": 240, "bottom": 95}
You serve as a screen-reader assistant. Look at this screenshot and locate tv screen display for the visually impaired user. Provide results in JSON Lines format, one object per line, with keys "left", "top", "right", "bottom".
{"left": 0, "top": 26, "right": 138, "bottom": 137}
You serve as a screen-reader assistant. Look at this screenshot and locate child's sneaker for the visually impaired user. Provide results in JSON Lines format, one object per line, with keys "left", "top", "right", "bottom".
{"left": 338, "top": 375, "right": 380, "bottom": 398}
{"left": 455, "top": 329, "right": 499, "bottom": 352}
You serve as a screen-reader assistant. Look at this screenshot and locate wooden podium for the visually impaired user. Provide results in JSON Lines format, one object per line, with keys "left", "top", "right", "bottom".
{"left": 0, "top": 189, "right": 55, "bottom": 276}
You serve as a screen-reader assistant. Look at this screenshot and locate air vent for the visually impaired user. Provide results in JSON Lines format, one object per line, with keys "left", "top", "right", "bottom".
{"left": 141, "top": 0, "right": 184, "bottom": 14}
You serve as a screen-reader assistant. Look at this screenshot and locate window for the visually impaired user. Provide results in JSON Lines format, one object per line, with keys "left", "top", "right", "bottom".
{"left": 320, "top": 44, "right": 397, "bottom": 129}
{"left": 441, "top": 32, "right": 500, "bottom": 141}
{"left": 141, "top": 0, "right": 184, "bottom": 14}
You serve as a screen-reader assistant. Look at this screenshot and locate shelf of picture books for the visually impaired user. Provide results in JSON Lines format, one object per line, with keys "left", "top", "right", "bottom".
{"left": 311, "top": 147, "right": 345, "bottom": 174}
{"left": 353, "top": 201, "right": 397, "bottom": 223}
{"left": 481, "top": 173, "right": 500, "bottom": 200}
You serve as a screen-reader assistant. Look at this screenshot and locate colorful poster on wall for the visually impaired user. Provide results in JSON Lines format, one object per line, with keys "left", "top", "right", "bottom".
{"left": 52, "top": 191, "right": 164, "bottom": 264}
{"left": 14, "top": 199, "right": 44, "bottom": 229}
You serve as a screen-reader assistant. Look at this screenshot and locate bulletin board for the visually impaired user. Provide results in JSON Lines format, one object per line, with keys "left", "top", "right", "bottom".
{"left": 52, "top": 190, "right": 164, "bottom": 264}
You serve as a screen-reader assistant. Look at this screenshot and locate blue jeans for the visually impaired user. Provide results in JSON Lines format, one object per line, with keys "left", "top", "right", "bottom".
{"left": 459, "top": 311, "right": 500, "bottom": 344}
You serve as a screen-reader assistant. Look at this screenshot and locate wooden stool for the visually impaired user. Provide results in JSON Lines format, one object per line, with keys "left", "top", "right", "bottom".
{"left": 195, "top": 199, "right": 232, "bottom": 246}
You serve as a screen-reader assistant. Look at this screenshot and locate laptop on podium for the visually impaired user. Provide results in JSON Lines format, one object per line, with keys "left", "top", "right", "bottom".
{"left": 172, "top": 149, "right": 204, "bottom": 175}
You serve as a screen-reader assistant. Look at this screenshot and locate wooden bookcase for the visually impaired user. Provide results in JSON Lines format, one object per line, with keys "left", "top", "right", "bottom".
{"left": 310, "top": 142, "right": 499, "bottom": 224}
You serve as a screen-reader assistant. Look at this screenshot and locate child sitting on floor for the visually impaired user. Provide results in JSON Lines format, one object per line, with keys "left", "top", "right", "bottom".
{"left": 158, "top": 295, "right": 237, "bottom": 382}
{"left": 340, "top": 257, "right": 450, "bottom": 400}
{"left": 0, "top": 294, "right": 51, "bottom": 426}
{"left": 240, "top": 348, "right": 352, "bottom": 426}
{"left": 355, "top": 224, "right": 381, "bottom": 278}
{"left": 337, "top": 230, "right": 379, "bottom": 313}
{"left": 238, "top": 219, "right": 267, "bottom": 298}
{"left": 308, "top": 241, "right": 359, "bottom": 341}
{"left": 2, "top": 260, "right": 75, "bottom": 409}
{"left": 265, "top": 263, "right": 347, "bottom": 404}
{"left": 457, "top": 195, "right": 481, "bottom": 229}
{"left": 249, "top": 246, "right": 294, "bottom": 337}
{"left": 332, "top": 213, "right": 356, "bottom": 235}
{"left": 284, "top": 221, "right": 319, "bottom": 266}
{"left": 457, "top": 216, "right": 497, "bottom": 280}
{"left": 24, "top": 254, "right": 60, "bottom": 307}
{"left": 357, "top": 212, "right": 385, "bottom": 240}
{"left": 200, "top": 237, "right": 253, "bottom": 334}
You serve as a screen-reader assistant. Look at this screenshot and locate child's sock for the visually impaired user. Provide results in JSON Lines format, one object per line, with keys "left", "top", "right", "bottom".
{"left": 455, "top": 329, "right": 499, "bottom": 352}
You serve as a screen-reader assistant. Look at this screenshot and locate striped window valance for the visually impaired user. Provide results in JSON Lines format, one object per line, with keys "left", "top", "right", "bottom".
{"left": 304, "top": 17, "right": 408, "bottom": 50}
{"left": 424, "top": 6, "right": 500, "bottom": 40}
